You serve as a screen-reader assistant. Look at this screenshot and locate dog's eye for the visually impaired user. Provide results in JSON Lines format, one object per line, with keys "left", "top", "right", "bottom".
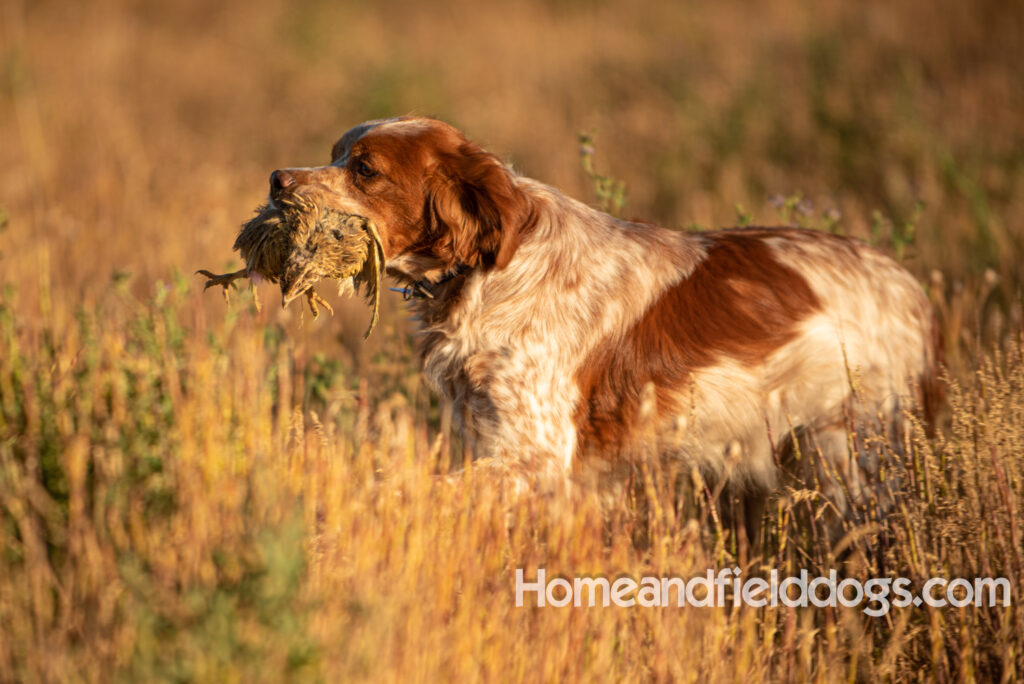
{"left": 355, "top": 160, "right": 376, "bottom": 178}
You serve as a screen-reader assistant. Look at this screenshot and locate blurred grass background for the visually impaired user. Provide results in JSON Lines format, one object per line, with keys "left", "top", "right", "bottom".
{"left": 1, "top": 0, "right": 1023, "bottom": 680}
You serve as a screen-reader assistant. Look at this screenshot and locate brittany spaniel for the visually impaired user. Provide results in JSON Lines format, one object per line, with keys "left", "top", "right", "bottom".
{"left": 268, "top": 116, "right": 941, "bottom": 527}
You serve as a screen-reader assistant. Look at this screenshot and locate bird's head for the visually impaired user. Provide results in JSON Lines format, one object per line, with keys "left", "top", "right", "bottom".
{"left": 275, "top": 194, "right": 375, "bottom": 307}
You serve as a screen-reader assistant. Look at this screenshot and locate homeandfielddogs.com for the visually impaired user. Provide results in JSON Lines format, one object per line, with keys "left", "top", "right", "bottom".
{"left": 515, "top": 568, "right": 1012, "bottom": 617}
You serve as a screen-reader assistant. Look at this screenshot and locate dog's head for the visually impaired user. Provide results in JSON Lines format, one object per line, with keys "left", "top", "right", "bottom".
{"left": 268, "top": 117, "right": 534, "bottom": 283}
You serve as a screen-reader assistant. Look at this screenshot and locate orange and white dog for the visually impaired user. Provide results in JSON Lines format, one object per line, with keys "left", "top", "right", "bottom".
{"left": 269, "top": 116, "right": 941, "bottom": 524}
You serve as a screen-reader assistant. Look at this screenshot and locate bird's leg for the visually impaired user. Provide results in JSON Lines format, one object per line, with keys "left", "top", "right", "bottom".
{"left": 304, "top": 287, "right": 333, "bottom": 319}
{"left": 196, "top": 268, "right": 249, "bottom": 303}
{"left": 251, "top": 284, "right": 262, "bottom": 313}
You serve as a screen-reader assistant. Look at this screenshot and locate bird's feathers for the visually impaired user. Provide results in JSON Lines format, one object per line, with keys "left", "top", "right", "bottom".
{"left": 198, "top": 191, "right": 384, "bottom": 336}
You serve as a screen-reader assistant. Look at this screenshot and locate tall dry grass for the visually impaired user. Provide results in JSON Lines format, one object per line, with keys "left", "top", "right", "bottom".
{"left": 1, "top": 0, "right": 1023, "bottom": 680}
{"left": 0, "top": 250, "right": 1022, "bottom": 682}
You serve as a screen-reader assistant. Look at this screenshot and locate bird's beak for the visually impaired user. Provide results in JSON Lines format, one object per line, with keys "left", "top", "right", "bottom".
{"left": 280, "top": 251, "right": 317, "bottom": 307}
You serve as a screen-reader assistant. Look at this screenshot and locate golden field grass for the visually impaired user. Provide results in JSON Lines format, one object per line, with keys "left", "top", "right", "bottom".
{"left": 1, "top": 0, "right": 1023, "bottom": 680}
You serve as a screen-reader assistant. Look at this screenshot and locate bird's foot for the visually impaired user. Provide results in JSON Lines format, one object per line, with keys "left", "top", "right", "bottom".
{"left": 305, "top": 288, "right": 334, "bottom": 319}
{"left": 196, "top": 268, "right": 249, "bottom": 303}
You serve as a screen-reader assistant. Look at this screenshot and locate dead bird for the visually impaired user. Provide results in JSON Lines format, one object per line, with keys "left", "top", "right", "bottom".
{"left": 197, "top": 190, "right": 386, "bottom": 337}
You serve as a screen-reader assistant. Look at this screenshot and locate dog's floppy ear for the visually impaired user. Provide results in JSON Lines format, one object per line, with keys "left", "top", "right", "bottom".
{"left": 427, "top": 142, "right": 534, "bottom": 270}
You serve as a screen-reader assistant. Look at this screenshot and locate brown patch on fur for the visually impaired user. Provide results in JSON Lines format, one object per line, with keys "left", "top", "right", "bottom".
{"left": 573, "top": 230, "right": 823, "bottom": 456}
{"left": 425, "top": 141, "right": 537, "bottom": 270}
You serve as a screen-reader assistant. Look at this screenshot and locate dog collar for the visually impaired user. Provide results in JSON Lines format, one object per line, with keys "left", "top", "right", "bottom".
{"left": 390, "top": 264, "right": 470, "bottom": 300}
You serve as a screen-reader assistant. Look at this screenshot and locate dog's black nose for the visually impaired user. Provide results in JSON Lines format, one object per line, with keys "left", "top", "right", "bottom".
{"left": 270, "top": 169, "right": 296, "bottom": 195}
